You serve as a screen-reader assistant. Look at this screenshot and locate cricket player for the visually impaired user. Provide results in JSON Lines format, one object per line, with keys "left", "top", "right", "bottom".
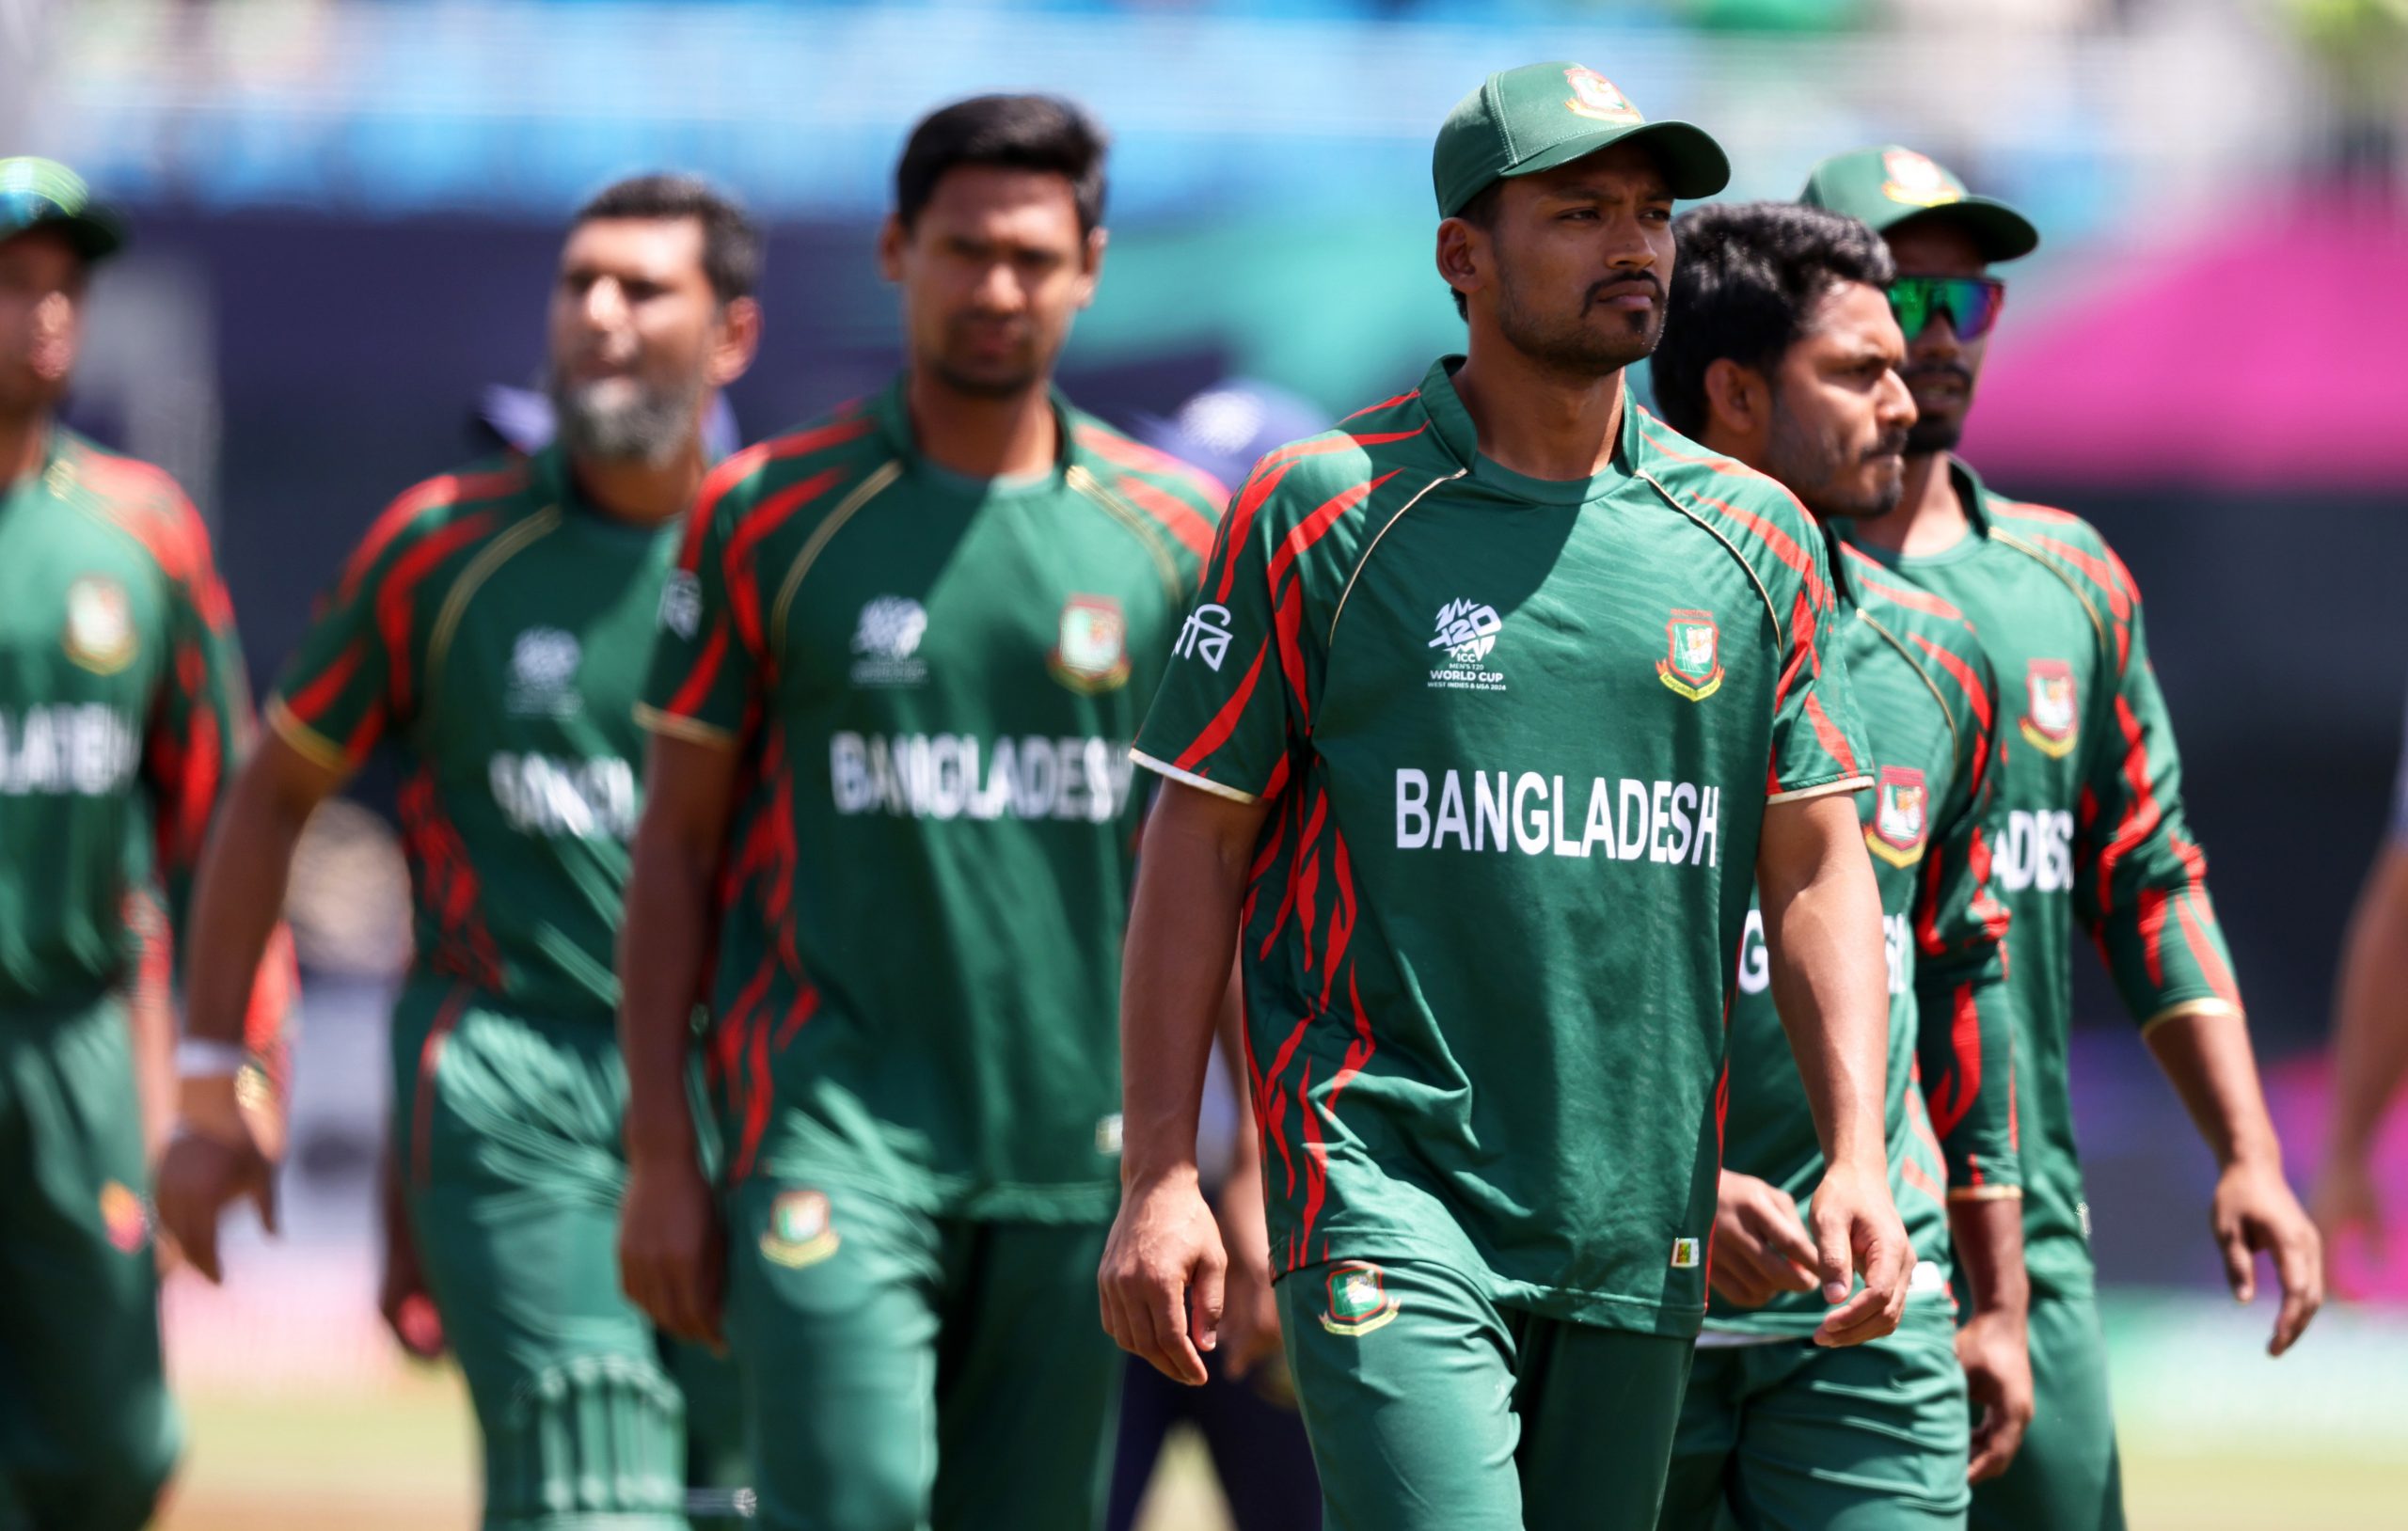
{"left": 154, "top": 172, "right": 762, "bottom": 1529}
{"left": 1802, "top": 146, "right": 2324, "bottom": 1531}
{"left": 1100, "top": 64, "right": 1911, "bottom": 1531}
{"left": 1649, "top": 200, "right": 2030, "bottom": 1529}
{"left": 0, "top": 156, "right": 292, "bottom": 1531}
{"left": 616, "top": 96, "right": 1228, "bottom": 1531}
{"left": 2314, "top": 687, "right": 2408, "bottom": 1274}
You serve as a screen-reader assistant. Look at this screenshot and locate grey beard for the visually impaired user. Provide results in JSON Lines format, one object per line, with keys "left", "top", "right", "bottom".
{"left": 549, "top": 373, "right": 703, "bottom": 466}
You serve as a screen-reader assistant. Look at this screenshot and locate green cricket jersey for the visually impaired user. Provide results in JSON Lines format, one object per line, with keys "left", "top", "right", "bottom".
{"left": 1839, "top": 458, "right": 2241, "bottom": 1297}
{"left": 271, "top": 444, "right": 676, "bottom": 1025}
{"left": 638, "top": 378, "right": 1225, "bottom": 1223}
{"left": 1708, "top": 536, "right": 2020, "bottom": 1337}
{"left": 1132, "top": 359, "right": 1873, "bottom": 1336}
{"left": 0, "top": 428, "right": 257, "bottom": 1009}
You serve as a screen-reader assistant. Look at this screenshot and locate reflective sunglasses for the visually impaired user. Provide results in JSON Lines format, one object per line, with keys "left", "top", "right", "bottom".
{"left": 1887, "top": 276, "right": 2006, "bottom": 341}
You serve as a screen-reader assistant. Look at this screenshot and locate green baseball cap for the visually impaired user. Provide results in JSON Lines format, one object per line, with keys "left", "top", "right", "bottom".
{"left": 1434, "top": 61, "right": 1730, "bottom": 218}
{"left": 1798, "top": 146, "right": 2037, "bottom": 262}
{"left": 0, "top": 157, "right": 125, "bottom": 262}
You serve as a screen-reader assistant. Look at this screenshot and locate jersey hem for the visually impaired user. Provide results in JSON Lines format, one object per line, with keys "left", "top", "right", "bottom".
{"left": 1267, "top": 1236, "right": 1707, "bottom": 1337}
{"left": 2136, "top": 996, "right": 2243, "bottom": 1035}
{"left": 1946, "top": 1185, "right": 2024, "bottom": 1202}
{"left": 1128, "top": 748, "right": 1260, "bottom": 804}
{"left": 633, "top": 702, "right": 738, "bottom": 749}
{"left": 1698, "top": 1290, "right": 1959, "bottom": 1343}
{"left": 747, "top": 1160, "right": 1118, "bottom": 1225}
{"left": 266, "top": 699, "right": 353, "bottom": 774}
{"left": 1766, "top": 773, "right": 1873, "bottom": 805}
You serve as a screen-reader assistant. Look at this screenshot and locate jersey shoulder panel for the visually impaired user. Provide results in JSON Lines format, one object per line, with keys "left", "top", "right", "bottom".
{"left": 1628, "top": 408, "right": 1833, "bottom": 610}
{"left": 334, "top": 454, "right": 541, "bottom": 608}
{"left": 685, "top": 405, "right": 895, "bottom": 560}
{"left": 1846, "top": 545, "right": 1998, "bottom": 744}
{"left": 1062, "top": 411, "right": 1227, "bottom": 581}
{"left": 1983, "top": 488, "right": 2142, "bottom": 629}
{"left": 57, "top": 435, "right": 229, "bottom": 620}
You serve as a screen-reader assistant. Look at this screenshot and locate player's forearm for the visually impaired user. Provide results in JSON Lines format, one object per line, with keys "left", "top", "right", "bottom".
{"left": 1947, "top": 1195, "right": 2030, "bottom": 1324}
{"left": 1762, "top": 801, "right": 1892, "bottom": 1173}
{"left": 2146, "top": 1010, "right": 2285, "bottom": 1174}
{"left": 182, "top": 753, "right": 315, "bottom": 1047}
{"left": 616, "top": 819, "right": 715, "bottom": 1166}
{"left": 2326, "top": 849, "right": 2408, "bottom": 1161}
{"left": 1121, "top": 796, "right": 1254, "bottom": 1192}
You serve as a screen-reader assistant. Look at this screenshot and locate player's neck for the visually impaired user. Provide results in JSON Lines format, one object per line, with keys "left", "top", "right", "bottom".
{"left": 0, "top": 409, "right": 52, "bottom": 493}
{"left": 567, "top": 436, "right": 708, "bottom": 529}
{"left": 1450, "top": 343, "right": 1624, "bottom": 482}
{"left": 1852, "top": 450, "right": 1972, "bottom": 558}
{"left": 905, "top": 369, "right": 1058, "bottom": 481}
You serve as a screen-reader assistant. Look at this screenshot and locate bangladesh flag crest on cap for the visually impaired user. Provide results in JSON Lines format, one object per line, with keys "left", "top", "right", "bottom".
{"left": 1319, "top": 1261, "right": 1402, "bottom": 1336}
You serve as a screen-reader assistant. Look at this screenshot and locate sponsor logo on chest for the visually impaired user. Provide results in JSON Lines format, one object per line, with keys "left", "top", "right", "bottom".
{"left": 503, "top": 627, "right": 582, "bottom": 718}
{"left": 1048, "top": 593, "right": 1130, "bottom": 694}
{"left": 850, "top": 595, "right": 929, "bottom": 687}
{"left": 2020, "top": 658, "right": 2079, "bottom": 758}
{"left": 1865, "top": 764, "right": 1930, "bottom": 868}
{"left": 63, "top": 576, "right": 137, "bottom": 674}
{"left": 0, "top": 704, "right": 139, "bottom": 797}
{"left": 1427, "top": 598, "right": 1507, "bottom": 692}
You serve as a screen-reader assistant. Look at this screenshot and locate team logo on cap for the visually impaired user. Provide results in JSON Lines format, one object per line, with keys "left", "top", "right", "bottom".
{"left": 760, "top": 1189, "right": 840, "bottom": 1270}
{"left": 1048, "top": 593, "right": 1130, "bottom": 694}
{"left": 62, "top": 576, "right": 135, "bottom": 674}
{"left": 1657, "top": 608, "right": 1722, "bottom": 702}
{"left": 2020, "top": 658, "right": 2079, "bottom": 758}
{"left": 1563, "top": 68, "right": 1643, "bottom": 126}
{"left": 1866, "top": 765, "right": 1931, "bottom": 868}
{"left": 1879, "top": 149, "right": 1965, "bottom": 209}
{"left": 1319, "top": 1261, "right": 1402, "bottom": 1336}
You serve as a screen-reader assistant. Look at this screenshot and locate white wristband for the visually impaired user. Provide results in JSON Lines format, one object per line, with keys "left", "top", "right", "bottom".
{"left": 177, "top": 1038, "right": 248, "bottom": 1079}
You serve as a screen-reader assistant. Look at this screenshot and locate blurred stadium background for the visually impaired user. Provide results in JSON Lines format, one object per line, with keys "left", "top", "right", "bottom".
{"left": 9, "top": 0, "right": 2408, "bottom": 1524}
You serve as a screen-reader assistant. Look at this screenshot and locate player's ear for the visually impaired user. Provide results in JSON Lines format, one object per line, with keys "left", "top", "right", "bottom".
{"left": 877, "top": 213, "right": 908, "bottom": 284}
{"left": 1435, "top": 216, "right": 1484, "bottom": 314}
{"left": 1075, "top": 225, "right": 1107, "bottom": 309}
{"left": 707, "top": 296, "right": 763, "bottom": 388}
{"left": 1703, "top": 356, "right": 1766, "bottom": 440}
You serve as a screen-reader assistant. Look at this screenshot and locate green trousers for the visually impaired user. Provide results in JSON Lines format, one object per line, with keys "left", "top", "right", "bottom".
{"left": 1661, "top": 1304, "right": 1970, "bottom": 1531}
{"left": 393, "top": 986, "right": 742, "bottom": 1529}
{"left": 1275, "top": 1256, "right": 1696, "bottom": 1531}
{"left": 0, "top": 995, "right": 178, "bottom": 1531}
{"left": 1968, "top": 1284, "right": 2124, "bottom": 1531}
{"left": 721, "top": 1177, "right": 1120, "bottom": 1531}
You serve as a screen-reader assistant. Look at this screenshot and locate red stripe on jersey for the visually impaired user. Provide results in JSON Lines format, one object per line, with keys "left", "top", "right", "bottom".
{"left": 1904, "top": 631, "right": 1993, "bottom": 734}
{"left": 2094, "top": 695, "right": 2165, "bottom": 915}
{"left": 146, "top": 639, "right": 223, "bottom": 869}
{"left": 1901, "top": 1152, "right": 1947, "bottom": 1207}
{"left": 1325, "top": 965, "right": 1376, "bottom": 1121}
{"left": 2138, "top": 887, "right": 2170, "bottom": 989}
{"left": 2020, "top": 531, "right": 2133, "bottom": 623}
{"left": 1845, "top": 547, "right": 1966, "bottom": 622}
{"left": 1638, "top": 424, "right": 1832, "bottom": 607}
{"left": 1801, "top": 692, "right": 1860, "bottom": 781}
{"left": 1172, "top": 639, "right": 1269, "bottom": 773}
{"left": 283, "top": 642, "right": 363, "bottom": 728}
{"left": 1925, "top": 983, "right": 1985, "bottom": 1139}
{"left": 1260, "top": 1013, "right": 1313, "bottom": 1199}
{"left": 1259, "top": 789, "right": 1307, "bottom": 961}
{"left": 736, "top": 1010, "right": 774, "bottom": 1181}
{"left": 341, "top": 466, "right": 528, "bottom": 603}
{"left": 1319, "top": 832, "right": 1358, "bottom": 1010}
{"left": 409, "top": 986, "right": 473, "bottom": 1187}
{"left": 1113, "top": 473, "right": 1218, "bottom": 561}
{"left": 1293, "top": 790, "right": 1327, "bottom": 970}
{"left": 723, "top": 466, "right": 849, "bottom": 653}
{"left": 376, "top": 513, "right": 497, "bottom": 711}
{"left": 1339, "top": 388, "right": 1419, "bottom": 423}
{"left": 665, "top": 625, "right": 731, "bottom": 722}
{"left": 1294, "top": 1058, "right": 1325, "bottom": 1271}
{"left": 1269, "top": 470, "right": 1397, "bottom": 592}
{"left": 1071, "top": 424, "right": 1230, "bottom": 510}
{"left": 2175, "top": 890, "right": 2243, "bottom": 1010}
{"left": 1988, "top": 497, "right": 2081, "bottom": 527}
{"left": 1274, "top": 579, "right": 1312, "bottom": 730}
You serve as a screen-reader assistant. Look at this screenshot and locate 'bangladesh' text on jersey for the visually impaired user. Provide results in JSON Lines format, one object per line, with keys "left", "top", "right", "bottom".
{"left": 1709, "top": 534, "right": 2020, "bottom": 1337}
{"left": 1839, "top": 459, "right": 2238, "bottom": 1297}
{"left": 638, "top": 379, "right": 1225, "bottom": 1222}
{"left": 1132, "top": 360, "right": 1872, "bottom": 1336}
{"left": 270, "top": 445, "right": 678, "bottom": 1024}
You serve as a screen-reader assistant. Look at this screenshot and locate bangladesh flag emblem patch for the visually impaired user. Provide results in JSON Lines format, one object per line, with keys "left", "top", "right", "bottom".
{"left": 1657, "top": 608, "right": 1723, "bottom": 702}
{"left": 1318, "top": 1261, "right": 1402, "bottom": 1336}
{"left": 760, "top": 1189, "right": 840, "bottom": 1270}
{"left": 1866, "top": 765, "right": 1930, "bottom": 868}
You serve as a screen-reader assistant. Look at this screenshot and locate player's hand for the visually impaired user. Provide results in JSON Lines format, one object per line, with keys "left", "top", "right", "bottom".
{"left": 1956, "top": 1308, "right": 2034, "bottom": 1481}
{"left": 378, "top": 1223, "right": 447, "bottom": 1362}
{"left": 2309, "top": 1153, "right": 2384, "bottom": 1294}
{"left": 1708, "top": 1170, "right": 1821, "bottom": 1309}
{"left": 152, "top": 1075, "right": 279, "bottom": 1285}
{"left": 1214, "top": 1171, "right": 1284, "bottom": 1381}
{"left": 618, "top": 1152, "right": 724, "bottom": 1351}
{"left": 2212, "top": 1159, "right": 2323, "bottom": 1356}
{"left": 1807, "top": 1156, "right": 1910, "bottom": 1348}
{"left": 1100, "top": 1166, "right": 1225, "bottom": 1387}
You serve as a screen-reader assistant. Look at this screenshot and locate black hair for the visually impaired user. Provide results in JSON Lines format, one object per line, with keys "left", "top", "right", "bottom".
{"left": 573, "top": 172, "right": 762, "bottom": 304}
{"left": 1652, "top": 200, "right": 1895, "bottom": 440}
{"left": 1447, "top": 180, "right": 1504, "bottom": 321}
{"left": 895, "top": 95, "right": 1109, "bottom": 235}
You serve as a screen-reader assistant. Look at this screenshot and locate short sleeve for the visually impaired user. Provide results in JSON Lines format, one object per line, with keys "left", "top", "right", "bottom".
{"left": 638, "top": 465, "right": 761, "bottom": 747}
{"left": 269, "top": 538, "right": 403, "bottom": 774}
{"left": 1130, "top": 475, "right": 1294, "bottom": 803}
{"left": 1766, "top": 536, "right": 1873, "bottom": 804}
